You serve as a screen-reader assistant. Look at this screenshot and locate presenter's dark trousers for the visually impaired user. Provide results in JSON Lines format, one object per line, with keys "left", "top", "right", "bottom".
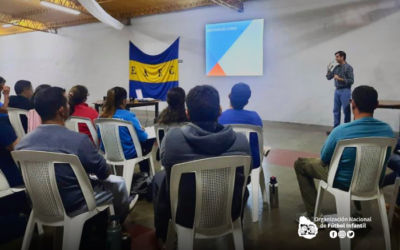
{"left": 333, "top": 88, "right": 351, "bottom": 128}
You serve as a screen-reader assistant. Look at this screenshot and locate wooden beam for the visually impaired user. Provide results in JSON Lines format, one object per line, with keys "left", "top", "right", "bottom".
{"left": 211, "top": 0, "right": 244, "bottom": 12}
{"left": 116, "top": 0, "right": 216, "bottom": 19}
{"left": 0, "top": 12, "right": 57, "bottom": 34}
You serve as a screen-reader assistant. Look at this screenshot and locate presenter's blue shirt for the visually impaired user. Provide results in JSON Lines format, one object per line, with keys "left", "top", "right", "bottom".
{"left": 321, "top": 117, "right": 394, "bottom": 190}
{"left": 219, "top": 109, "right": 263, "bottom": 168}
{"left": 100, "top": 109, "right": 148, "bottom": 159}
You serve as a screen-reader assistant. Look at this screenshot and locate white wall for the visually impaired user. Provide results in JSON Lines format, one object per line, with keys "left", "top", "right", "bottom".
{"left": 1, "top": 0, "right": 400, "bottom": 130}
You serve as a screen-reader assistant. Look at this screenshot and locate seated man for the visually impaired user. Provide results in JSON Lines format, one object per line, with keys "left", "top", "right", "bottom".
{"left": 0, "top": 120, "right": 29, "bottom": 245}
{"left": 383, "top": 138, "right": 400, "bottom": 215}
{"left": 0, "top": 77, "right": 10, "bottom": 122}
{"left": 219, "top": 82, "right": 264, "bottom": 168}
{"left": 9, "top": 80, "right": 34, "bottom": 132}
{"left": 294, "top": 85, "right": 395, "bottom": 223}
{"left": 15, "top": 87, "right": 132, "bottom": 221}
{"left": 0, "top": 120, "right": 24, "bottom": 188}
{"left": 153, "top": 85, "right": 252, "bottom": 244}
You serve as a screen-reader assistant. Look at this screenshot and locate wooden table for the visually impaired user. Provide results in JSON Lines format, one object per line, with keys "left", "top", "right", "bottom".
{"left": 93, "top": 100, "right": 160, "bottom": 117}
{"left": 377, "top": 100, "right": 400, "bottom": 133}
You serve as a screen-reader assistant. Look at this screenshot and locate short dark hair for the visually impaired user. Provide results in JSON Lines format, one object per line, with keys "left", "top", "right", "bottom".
{"left": 335, "top": 51, "right": 346, "bottom": 61}
{"left": 15, "top": 80, "right": 32, "bottom": 95}
{"left": 35, "top": 87, "right": 67, "bottom": 122}
{"left": 186, "top": 85, "right": 220, "bottom": 122}
{"left": 230, "top": 83, "right": 251, "bottom": 110}
{"left": 0, "top": 77, "right": 5, "bottom": 85}
{"left": 352, "top": 85, "right": 378, "bottom": 113}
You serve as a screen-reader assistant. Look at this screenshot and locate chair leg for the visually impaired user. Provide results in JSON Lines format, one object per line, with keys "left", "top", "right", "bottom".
{"left": 166, "top": 220, "right": 176, "bottom": 250}
{"left": 335, "top": 194, "right": 351, "bottom": 250}
{"left": 122, "top": 161, "right": 136, "bottom": 193}
{"left": 314, "top": 184, "right": 325, "bottom": 219}
{"left": 62, "top": 218, "right": 85, "bottom": 250}
{"left": 175, "top": 224, "right": 194, "bottom": 250}
{"left": 251, "top": 168, "right": 260, "bottom": 223}
{"left": 232, "top": 219, "right": 244, "bottom": 250}
{"left": 21, "top": 211, "right": 36, "bottom": 250}
{"left": 259, "top": 167, "right": 268, "bottom": 203}
{"left": 149, "top": 155, "right": 155, "bottom": 177}
{"left": 378, "top": 190, "right": 392, "bottom": 250}
{"left": 389, "top": 177, "right": 400, "bottom": 228}
{"left": 37, "top": 223, "right": 44, "bottom": 235}
{"left": 360, "top": 201, "right": 372, "bottom": 228}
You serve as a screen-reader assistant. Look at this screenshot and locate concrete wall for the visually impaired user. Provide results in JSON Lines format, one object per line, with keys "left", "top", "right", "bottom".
{"left": 1, "top": 0, "right": 399, "bottom": 130}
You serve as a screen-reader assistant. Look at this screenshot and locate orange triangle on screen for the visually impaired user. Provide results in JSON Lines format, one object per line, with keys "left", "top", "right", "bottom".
{"left": 208, "top": 63, "right": 226, "bottom": 76}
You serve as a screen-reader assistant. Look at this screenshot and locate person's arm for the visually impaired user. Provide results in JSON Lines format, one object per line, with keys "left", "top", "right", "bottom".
{"left": 326, "top": 64, "right": 334, "bottom": 80}
{"left": 6, "top": 138, "right": 20, "bottom": 151}
{"left": 320, "top": 129, "right": 339, "bottom": 164}
{"left": 127, "top": 113, "right": 148, "bottom": 142}
{"left": 0, "top": 86, "right": 10, "bottom": 114}
{"left": 77, "top": 136, "right": 111, "bottom": 180}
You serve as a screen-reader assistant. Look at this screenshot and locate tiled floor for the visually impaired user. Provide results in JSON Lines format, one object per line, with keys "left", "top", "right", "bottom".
{"left": 2, "top": 119, "right": 399, "bottom": 250}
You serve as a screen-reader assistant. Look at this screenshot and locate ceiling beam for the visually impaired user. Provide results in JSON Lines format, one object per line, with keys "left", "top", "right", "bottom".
{"left": 116, "top": 0, "right": 216, "bottom": 19}
{"left": 211, "top": 0, "right": 244, "bottom": 12}
{"left": 41, "top": 0, "right": 91, "bottom": 15}
{"left": 0, "top": 12, "right": 57, "bottom": 33}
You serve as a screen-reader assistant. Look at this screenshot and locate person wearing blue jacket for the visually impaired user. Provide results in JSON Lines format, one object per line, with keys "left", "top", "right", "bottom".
{"left": 100, "top": 87, "right": 155, "bottom": 173}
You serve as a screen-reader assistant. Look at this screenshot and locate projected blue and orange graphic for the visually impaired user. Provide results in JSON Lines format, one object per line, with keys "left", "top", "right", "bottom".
{"left": 206, "top": 19, "right": 264, "bottom": 76}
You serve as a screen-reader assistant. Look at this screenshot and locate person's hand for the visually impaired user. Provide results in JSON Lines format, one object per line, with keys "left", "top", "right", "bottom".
{"left": 334, "top": 75, "right": 340, "bottom": 80}
{"left": 2, "top": 86, "right": 10, "bottom": 96}
{"left": 141, "top": 126, "right": 145, "bottom": 130}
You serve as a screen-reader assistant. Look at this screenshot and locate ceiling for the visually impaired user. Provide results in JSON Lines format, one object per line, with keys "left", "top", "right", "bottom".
{"left": 0, "top": 0, "right": 244, "bottom": 36}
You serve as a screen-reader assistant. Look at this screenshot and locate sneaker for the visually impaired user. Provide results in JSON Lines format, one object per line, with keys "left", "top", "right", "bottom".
{"left": 296, "top": 212, "right": 326, "bottom": 229}
{"left": 129, "top": 194, "right": 139, "bottom": 211}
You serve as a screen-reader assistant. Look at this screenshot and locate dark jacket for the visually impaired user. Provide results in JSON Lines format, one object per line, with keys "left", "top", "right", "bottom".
{"left": 154, "top": 122, "right": 251, "bottom": 239}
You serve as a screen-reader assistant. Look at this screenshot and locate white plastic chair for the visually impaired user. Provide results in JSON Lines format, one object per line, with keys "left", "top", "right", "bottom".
{"left": 65, "top": 116, "right": 99, "bottom": 149}
{"left": 230, "top": 124, "right": 268, "bottom": 223}
{"left": 12, "top": 151, "right": 115, "bottom": 250}
{"left": 388, "top": 176, "right": 400, "bottom": 228}
{"left": 0, "top": 169, "right": 25, "bottom": 198}
{"left": 166, "top": 156, "right": 251, "bottom": 250}
{"left": 314, "top": 137, "right": 397, "bottom": 250}
{"left": 7, "top": 107, "right": 28, "bottom": 139}
{"left": 95, "top": 118, "right": 155, "bottom": 193}
{"left": 0, "top": 169, "right": 45, "bottom": 235}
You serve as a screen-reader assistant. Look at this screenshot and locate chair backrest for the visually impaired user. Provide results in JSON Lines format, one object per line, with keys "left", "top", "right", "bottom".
{"left": 327, "top": 137, "right": 397, "bottom": 196}
{"left": 0, "top": 169, "right": 12, "bottom": 198}
{"left": 11, "top": 151, "right": 97, "bottom": 223}
{"left": 154, "top": 122, "right": 187, "bottom": 152}
{"left": 8, "top": 108, "right": 28, "bottom": 139}
{"left": 66, "top": 116, "right": 99, "bottom": 149}
{"left": 94, "top": 118, "right": 142, "bottom": 162}
{"left": 230, "top": 124, "right": 264, "bottom": 166}
{"left": 170, "top": 156, "right": 251, "bottom": 236}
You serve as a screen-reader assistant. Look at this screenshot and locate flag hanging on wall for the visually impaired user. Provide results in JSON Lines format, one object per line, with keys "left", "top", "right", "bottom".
{"left": 129, "top": 38, "right": 179, "bottom": 101}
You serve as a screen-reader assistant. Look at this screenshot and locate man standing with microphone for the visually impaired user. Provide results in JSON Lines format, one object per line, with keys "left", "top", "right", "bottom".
{"left": 326, "top": 51, "right": 354, "bottom": 135}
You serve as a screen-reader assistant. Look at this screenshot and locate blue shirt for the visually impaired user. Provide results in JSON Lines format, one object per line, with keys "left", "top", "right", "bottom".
{"left": 0, "top": 121, "right": 23, "bottom": 187}
{"left": 321, "top": 117, "right": 394, "bottom": 190}
{"left": 219, "top": 109, "right": 263, "bottom": 168}
{"left": 112, "top": 109, "right": 148, "bottom": 159}
{"left": 0, "top": 102, "right": 8, "bottom": 118}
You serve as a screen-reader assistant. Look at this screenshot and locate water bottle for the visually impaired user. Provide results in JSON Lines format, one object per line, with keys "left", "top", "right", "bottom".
{"left": 107, "top": 215, "right": 122, "bottom": 250}
{"left": 269, "top": 176, "right": 279, "bottom": 208}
